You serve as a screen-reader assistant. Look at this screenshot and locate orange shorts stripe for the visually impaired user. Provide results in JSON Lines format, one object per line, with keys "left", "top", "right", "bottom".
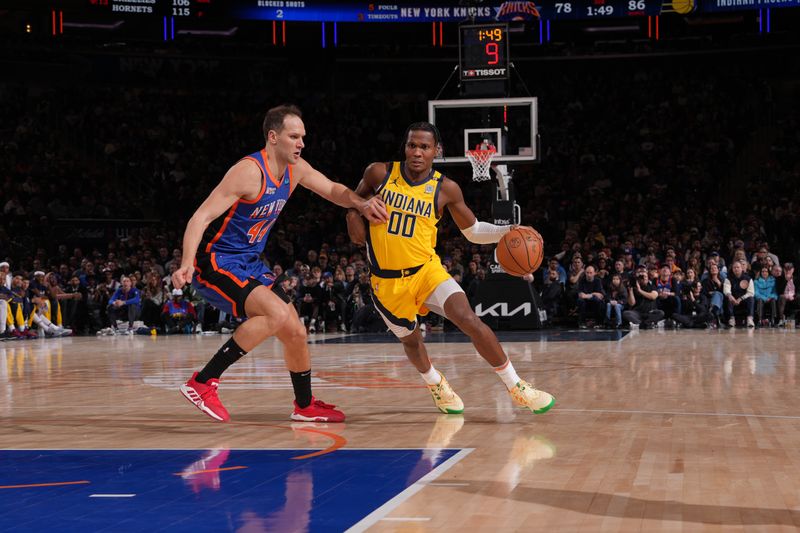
{"left": 210, "top": 253, "right": 248, "bottom": 289}
{"left": 194, "top": 272, "right": 239, "bottom": 316}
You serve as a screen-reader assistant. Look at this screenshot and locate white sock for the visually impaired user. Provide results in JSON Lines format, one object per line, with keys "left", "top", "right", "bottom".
{"left": 495, "top": 359, "right": 522, "bottom": 390}
{"left": 420, "top": 365, "right": 442, "bottom": 385}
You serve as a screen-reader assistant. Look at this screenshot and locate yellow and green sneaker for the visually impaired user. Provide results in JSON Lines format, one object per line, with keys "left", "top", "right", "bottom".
{"left": 427, "top": 372, "right": 464, "bottom": 414}
{"left": 509, "top": 380, "right": 555, "bottom": 414}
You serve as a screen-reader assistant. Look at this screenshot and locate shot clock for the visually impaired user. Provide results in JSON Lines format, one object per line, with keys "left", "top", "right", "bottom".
{"left": 459, "top": 23, "right": 509, "bottom": 82}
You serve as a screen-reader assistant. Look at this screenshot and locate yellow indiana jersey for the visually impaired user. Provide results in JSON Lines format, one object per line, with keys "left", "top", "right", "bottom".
{"left": 367, "top": 162, "right": 444, "bottom": 273}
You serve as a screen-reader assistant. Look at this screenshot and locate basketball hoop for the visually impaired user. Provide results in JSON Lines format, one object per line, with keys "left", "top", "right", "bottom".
{"left": 465, "top": 148, "right": 496, "bottom": 182}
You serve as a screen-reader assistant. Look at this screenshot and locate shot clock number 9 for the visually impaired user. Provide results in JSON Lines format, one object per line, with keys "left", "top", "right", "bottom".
{"left": 459, "top": 24, "right": 510, "bottom": 82}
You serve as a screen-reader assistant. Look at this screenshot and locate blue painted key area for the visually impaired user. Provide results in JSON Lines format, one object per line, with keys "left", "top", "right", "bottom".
{"left": 0, "top": 449, "right": 460, "bottom": 532}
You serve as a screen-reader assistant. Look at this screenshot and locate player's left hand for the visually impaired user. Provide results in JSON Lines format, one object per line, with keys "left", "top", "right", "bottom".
{"left": 358, "top": 196, "right": 388, "bottom": 223}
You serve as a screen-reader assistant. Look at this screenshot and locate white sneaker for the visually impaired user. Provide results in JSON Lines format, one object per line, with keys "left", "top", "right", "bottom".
{"left": 746, "top": 316, "right": 755, "bottom": 328}
{"left": 728, "top": 318, "right": 736, "bottom": 328}
{"left": 338, "top": 323, "right": 347, "bottom": 332}
{"left": 308, "top": 320, "right": 316, "bottom": 333}
{"left": 220, "top": 327, "right": 233, "bottom": 334}
{"left": 195, "top": 324, "right": 203, "bottom": 334}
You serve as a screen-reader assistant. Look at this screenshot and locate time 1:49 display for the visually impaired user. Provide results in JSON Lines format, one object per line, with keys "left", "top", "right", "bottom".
{"left": 554, "top": 1, "right": 648, "bottom": 16}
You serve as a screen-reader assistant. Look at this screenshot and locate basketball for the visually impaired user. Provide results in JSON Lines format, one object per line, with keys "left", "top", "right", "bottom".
{"left": 673, "top": 0, "right": 695, "bottom": 15}
{"left": 496, "top": 227, "right": 544, "bottom": 277}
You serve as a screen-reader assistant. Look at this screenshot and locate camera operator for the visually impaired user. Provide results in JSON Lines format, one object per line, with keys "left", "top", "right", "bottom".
{"left": 622, "top": 265, "right": 664, "bottom": 328}
{"left": 672, "top": 281, "right": 712, "bottom": 328}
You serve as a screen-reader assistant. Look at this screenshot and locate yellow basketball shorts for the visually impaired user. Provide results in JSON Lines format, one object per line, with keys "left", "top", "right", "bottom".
{"left": 370, "top": 259, "right": 452, "bottom": 337}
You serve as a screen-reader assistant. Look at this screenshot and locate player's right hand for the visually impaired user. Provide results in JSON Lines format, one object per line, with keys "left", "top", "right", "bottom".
{"left": 358, "top": 196, "right": 388, "bottom": 224}
{"left": 172, "top": 265, "right": 193, "bottom": 289}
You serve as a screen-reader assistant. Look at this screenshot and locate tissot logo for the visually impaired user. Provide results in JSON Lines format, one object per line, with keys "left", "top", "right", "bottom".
{"left": 463, "top": 68, "right": 507, "bottom": 78}
{"left": 475, "top": 302, "right": 532, "bottom": 317}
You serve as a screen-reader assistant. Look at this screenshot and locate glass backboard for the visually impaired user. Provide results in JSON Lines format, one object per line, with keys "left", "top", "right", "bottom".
{"left": 428, "top": 97, "right": 538, "bottom": 164}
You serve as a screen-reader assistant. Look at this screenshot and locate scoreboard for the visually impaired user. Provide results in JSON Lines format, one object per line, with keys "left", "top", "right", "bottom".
{"left": 459, "top": 24, "right": 509, "bottom": 82}
{"left": 542, "top": 1, "right": 661, "bottom": 19}
{"left": 54, "top": 1, "right": 664, "bottom": 22}
{"left": 44, "top": 1, "right": 800, "bottom": 23}
{"left": 66, "top": 0, "right": 222, "bottom": 18}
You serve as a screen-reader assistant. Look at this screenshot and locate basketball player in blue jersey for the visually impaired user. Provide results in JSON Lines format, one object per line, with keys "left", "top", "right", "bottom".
{"left": 347, "top": 122, "right": 554, "bottom": 416}
{"left": 173, "top": 105, "right": 387, "bottom": 423}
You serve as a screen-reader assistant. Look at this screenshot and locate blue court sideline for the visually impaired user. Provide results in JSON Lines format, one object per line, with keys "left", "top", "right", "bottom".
{"left": 0, "top": 449, "right": 463, "bottom": 532}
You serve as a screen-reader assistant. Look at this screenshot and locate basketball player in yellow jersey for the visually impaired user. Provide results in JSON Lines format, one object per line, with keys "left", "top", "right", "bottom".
{"left": 347, "top": 122, "right": 554, "bottom": 415}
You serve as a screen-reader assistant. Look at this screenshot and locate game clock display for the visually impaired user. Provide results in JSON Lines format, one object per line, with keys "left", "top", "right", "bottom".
{"left": 459, "top": 23, "right": 509, "bottom": 82}
{"left": 549, "top": 0, "right": 660, "bottom": 19}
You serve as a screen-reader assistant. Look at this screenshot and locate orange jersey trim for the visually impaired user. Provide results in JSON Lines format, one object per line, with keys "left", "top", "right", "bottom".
{"left": 262, "top": 149, "right": 285, "bottom": 189}
{"left": 239, "top": 156, "right": 267, "bottom": 205}
{"left": 204, "top": 201, "right": 239, "bottom": 253}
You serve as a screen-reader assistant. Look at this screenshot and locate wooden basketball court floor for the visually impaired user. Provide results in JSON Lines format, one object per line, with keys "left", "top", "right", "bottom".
{"left": 2, "top": 328, "right": 800, "bottom": 532}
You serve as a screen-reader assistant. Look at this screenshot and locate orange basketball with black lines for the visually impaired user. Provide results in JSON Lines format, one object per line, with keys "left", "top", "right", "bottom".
{"left": 496, "top": 227, "right": 544, "bottom": 277}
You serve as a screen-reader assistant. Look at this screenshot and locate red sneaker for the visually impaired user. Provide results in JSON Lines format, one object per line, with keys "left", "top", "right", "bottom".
{"left": 23, "top": 329, "right": 38, "bottom": 339}
{"left": 290, "top": 397, "right": 345, "bottom": 423}
{"left": 180, "top": 372, "right": 230, "bottom": 422}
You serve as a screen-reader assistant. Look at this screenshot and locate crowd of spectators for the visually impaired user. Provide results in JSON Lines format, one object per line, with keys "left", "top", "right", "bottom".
{"left": 1, "top": 39, "right": 798, "bottom": 337}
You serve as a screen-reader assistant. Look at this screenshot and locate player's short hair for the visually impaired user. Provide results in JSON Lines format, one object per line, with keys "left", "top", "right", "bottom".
{"left": 402, "top": 122, "right": 441, "bottom": 149}
{"left": 263, "top": 104, "right": 302, "bottom": 141}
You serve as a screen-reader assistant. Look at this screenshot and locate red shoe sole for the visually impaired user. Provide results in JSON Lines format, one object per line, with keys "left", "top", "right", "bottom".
{"left": 180, "top": 385, "right": 230, "bottom": 422}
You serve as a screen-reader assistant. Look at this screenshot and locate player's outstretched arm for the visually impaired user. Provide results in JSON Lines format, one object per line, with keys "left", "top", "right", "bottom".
{"left": 172, "top": 160, "right": 261, "bottom": 289}
{"left": 346, "top": 162, "right": 387, "bottom": 245}
{"left": 294, "top": 158, "right": 388, "bottom": 224}
{"left": 443, "top": 178, "right": 535, "bottom": 244}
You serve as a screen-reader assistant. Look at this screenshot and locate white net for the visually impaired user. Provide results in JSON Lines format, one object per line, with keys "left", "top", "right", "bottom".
{"left": 465, "top": 149, "right": 497, "bottom": 182}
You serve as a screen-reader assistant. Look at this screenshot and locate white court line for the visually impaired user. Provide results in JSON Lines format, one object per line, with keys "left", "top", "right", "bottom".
{"left": 380, "top": 517, "right": 431, "bottom": 522}
{"left": 427, "top": 482, "right": 470, "bottom": 486}
{"left": 346, "top": 448, "right": 473, "bottom": 533}
{"left": 90, "top": 494, "right": 136, "bottom": 498}
{"left": 556, "top": 408, "right": 800, "bottom": 420}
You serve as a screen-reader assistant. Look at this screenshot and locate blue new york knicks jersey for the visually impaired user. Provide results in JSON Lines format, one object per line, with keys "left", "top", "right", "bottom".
{"left": 200, "top": 149, "right": 293, "bottom": 256}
